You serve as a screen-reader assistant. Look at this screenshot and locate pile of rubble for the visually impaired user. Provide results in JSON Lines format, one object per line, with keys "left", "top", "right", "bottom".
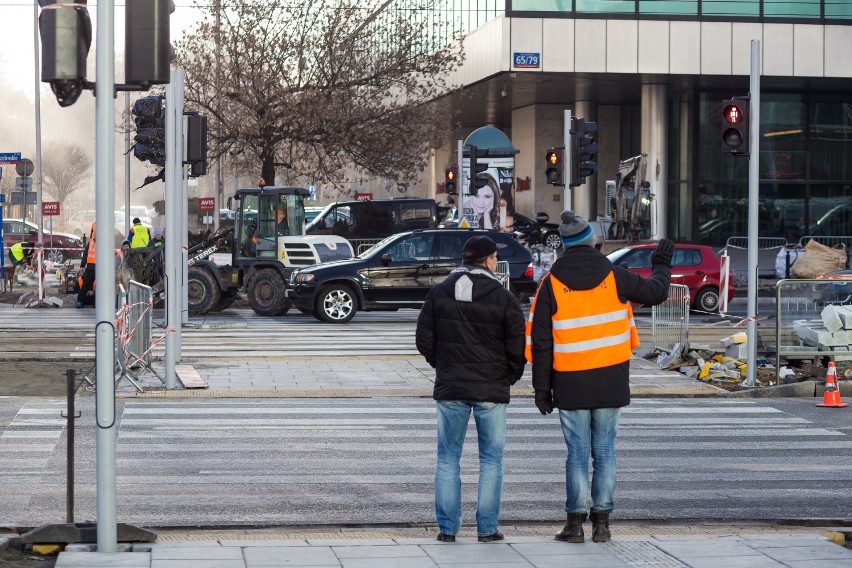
{"left": 647, "top": 305, "right": 852, "bottom": 390}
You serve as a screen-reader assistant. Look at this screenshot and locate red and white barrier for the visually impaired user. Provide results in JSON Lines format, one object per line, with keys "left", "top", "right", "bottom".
{"left": 719, "top": 251, "right": 730, "bottom": 315}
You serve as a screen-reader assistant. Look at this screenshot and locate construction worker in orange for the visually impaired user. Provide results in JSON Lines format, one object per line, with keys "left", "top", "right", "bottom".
{"left": 525, "top": 210, "right": 673, "bottom": 544}
{"left": 76, "top": 222, "right": 97, "bottom": 308}
{"left": 817, "top": 361, "right": 848, "bottom": 408}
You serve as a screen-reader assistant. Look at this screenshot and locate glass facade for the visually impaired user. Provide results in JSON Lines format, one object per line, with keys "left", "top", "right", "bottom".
{"left": 685, "top": 93, "right": 852, "bottom": 245}
{"left": 509, "top": 0, "right": 852, "bottom": 19}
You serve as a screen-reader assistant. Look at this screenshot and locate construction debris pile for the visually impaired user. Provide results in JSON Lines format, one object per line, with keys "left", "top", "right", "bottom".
{"left": 646, "top": 305, "right": 852, "bottom": 390}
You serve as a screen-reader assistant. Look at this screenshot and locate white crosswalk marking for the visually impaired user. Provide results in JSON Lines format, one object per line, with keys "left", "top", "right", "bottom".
{"left": 2, "top": 397, "right": 852, "bottom": 526}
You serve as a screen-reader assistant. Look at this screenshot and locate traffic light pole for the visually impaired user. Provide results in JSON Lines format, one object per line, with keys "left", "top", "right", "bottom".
{"left": 165, "top": 68, "right": 185, "bottom": 390}
{"left": 456, "top": 139, "right": 463, "bottom": 224}
{"left": 94, "top": 0, "right": 118, "bottom": 553}
{"left": 743, "top": 39, "right": 761, "bottom": 388}
{"left": 563, "top": 109, "right": 572, "bottom": 209}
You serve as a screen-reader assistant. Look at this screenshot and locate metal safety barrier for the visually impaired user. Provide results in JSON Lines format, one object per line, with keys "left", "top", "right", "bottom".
{"left": 652, "top": 284, "right": 690, "bottom": 356}
{"left": 775, "top": 277, "right": 852, "bottom": 384}
{"left": 799, "top": 235, "right": 852, "bottom": 269}
{"left": 115, "top": 280, "right": 164, "bottom": 391}
{"left": 724, "top": 236, "right": 788, "bottom": 282}
{"left": 495, "top": 260, "right": 510, "bottom": 290}
{"left": 349, "top": 238, "right": 384, "bottom": 256}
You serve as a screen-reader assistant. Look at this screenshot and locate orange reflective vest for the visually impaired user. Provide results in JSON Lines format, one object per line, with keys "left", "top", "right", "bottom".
{"left": 86, "top": 225, "right": 97, "bottom": 265}
{"left": 525, "top": 271, "right": 639, "bottom": 372}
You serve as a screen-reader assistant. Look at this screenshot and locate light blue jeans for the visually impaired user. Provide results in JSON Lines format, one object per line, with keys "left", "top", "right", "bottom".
{"left": 435, "top": 400, "right": 507, "bottom": 537}
{"left": 559, "top": 407, "right": 621, "bottom": 513}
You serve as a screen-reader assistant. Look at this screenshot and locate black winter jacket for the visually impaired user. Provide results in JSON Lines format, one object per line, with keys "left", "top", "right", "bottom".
{"left": 416, "top": 265, "right": 527, "bottom": 404}
{"left": 529, "top": 245, "right": 671, "bottom": 410}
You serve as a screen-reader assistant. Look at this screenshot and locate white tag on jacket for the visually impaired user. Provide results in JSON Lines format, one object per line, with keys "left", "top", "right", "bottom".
{"left": 455, "top": 274, "right": 474, "bottom": 302}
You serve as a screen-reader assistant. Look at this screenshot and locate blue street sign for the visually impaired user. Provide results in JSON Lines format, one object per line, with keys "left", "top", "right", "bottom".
{"left": 0, "top": 152, "right": 22, "bottom": 164}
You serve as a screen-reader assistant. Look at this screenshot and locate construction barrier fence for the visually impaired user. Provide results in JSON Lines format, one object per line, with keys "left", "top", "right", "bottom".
{"left": 652, "top": 284, "right": 690, "bottom": 356}
{"left": 495, "top": 260, "right": 511, "bottom": 290}
{"left": 114, "top": 280, "right": 164, "bottom": 391}
{"left": 774, "top": 277, "right": 852, "bottom": 384}
{"left": 724, "top": 236, "right": 788, "bottom": 282}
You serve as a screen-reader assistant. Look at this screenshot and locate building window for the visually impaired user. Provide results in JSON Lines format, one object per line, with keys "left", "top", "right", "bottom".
{"left": 639, "top": 0, "right": 698, "bottom": 15}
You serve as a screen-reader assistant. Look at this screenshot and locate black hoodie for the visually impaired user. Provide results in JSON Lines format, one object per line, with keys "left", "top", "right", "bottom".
{"left": 416, "top": 265, "right": 527, "bottom": 404}
{"left": 528, "top": 245, "right": 671, "bottom": 410}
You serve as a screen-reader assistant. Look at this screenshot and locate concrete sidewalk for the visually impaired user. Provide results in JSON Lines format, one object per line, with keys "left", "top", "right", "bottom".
{"left": 113, "top": 356, "right": 726, "bottom": 399}
{"left": 38, "top": 525, "right": 852, "bottom": 568}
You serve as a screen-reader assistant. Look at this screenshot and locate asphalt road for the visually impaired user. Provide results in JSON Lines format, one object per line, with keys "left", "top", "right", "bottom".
{"left": 0, "top": 396, "right": 850, "bottom": 529}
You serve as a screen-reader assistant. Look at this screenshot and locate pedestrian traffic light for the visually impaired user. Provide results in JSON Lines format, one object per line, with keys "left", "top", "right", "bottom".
{"left": 570, "top": 118, "right": 597, "bottom": 188}
{"left": 721, "top": 98, "right": 749, "bottom": 155}
{"left": 467, "top": 146, "right": 489, "bottom": 194}
{"left": 545, "top": 147, "right": 563, "bottom": 186}
{"left": 132, "top": 95, "right": 166, "bottom": 167}
{"left": 38, "top": 0, "right": 92, "bottom": 107}
{"left": 185, "top": 113, "right": 208, "bottom": 177}
{"left": 126, "top": 0, "right": 175, "bottom": 87}
{"left": 445, "top": 167, "right": 458, "bottom": 195}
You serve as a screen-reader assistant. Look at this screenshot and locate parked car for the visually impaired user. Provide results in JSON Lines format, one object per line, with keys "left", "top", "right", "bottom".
{"left": 288, "top": 228, "right": 535, "bottom": 323}
{"left": 816, "top": 269, "right": 852, "bottom": 305}
{"left": 304, "top": 207, "right": 325, "bottom": 224}
{"left": 1, "top": 218, "right": 84, "bottom": 264}
{"left": 118, "top": 205, "right": 153, "bottom": 226}
{"left": 66, "top": 210, "right": 153, "bottom": 246}
{"left": 606, "top": 243, "right": 735, "bottom": 312}
{"left": 306, "top": 198, "right": 438, "bottom": 239}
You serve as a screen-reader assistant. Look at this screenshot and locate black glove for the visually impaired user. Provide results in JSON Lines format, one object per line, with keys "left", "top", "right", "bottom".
{"left": 651, "top": 238, "right": 675, "bottom": 267}
{"left": 534, "top": 390, "right": 554, "bottom": 415}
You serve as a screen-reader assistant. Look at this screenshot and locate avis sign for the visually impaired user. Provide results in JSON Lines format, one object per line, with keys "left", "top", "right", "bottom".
{"left": 198, "top": 197, "right": 215, "bottom": 212}
{"left": 42, "top": 201, "right": 60, "bottom": 216}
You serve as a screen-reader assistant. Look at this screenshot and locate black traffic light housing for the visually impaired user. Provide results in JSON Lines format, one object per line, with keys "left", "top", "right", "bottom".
{"left": 545, "top": 147, "right": 564, "bottom": 186}
{"left": 445, "top": 167, "right": 458, "bottom": 195}
{"left": 126, "top": 0, "right": 175, "bottom": 87}
{"left": 467, "top": 145, "right": 489, "bottom": 194}
{"left": 721, "top": 98, "right": 749, "bottom": 156}
{"left": 570, "top": 118, "right": 598, "bottom": 187}
{"left": 185, "top": 113, "right": 208, "bottom": 178}
{"left": 132, "top": 95, "right": 166, "bottom": 167}
{"left": 38, "top": 0, "right": 92, "bottom": 107}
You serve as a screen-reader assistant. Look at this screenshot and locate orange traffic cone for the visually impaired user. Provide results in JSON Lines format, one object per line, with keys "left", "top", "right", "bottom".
{"left": 817, "top": 362, "right": 848, "bottom": 408}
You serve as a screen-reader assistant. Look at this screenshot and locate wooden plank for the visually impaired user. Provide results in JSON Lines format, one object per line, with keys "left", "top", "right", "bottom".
{"left": 175, "top": 364, "right": 208, "bottom": 389}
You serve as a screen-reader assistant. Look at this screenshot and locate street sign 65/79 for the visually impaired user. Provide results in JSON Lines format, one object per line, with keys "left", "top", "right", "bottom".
{"left": 513, "top": 52, "right": 540, "bottom": 69}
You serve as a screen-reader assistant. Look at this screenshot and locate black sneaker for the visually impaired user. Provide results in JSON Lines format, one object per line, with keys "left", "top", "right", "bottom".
{"left": 478, "top": 531, "right": 504, "bottom": 543}
{"left": 436, "top": 533, "right": 455, "bottom": 543}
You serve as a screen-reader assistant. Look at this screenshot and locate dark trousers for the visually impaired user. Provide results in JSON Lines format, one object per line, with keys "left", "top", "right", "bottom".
{"left": 77, "top": 266, "right": 96, "bottom": 306}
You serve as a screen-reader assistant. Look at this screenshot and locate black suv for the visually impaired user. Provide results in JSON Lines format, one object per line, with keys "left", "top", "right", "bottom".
{"left": 288, "top": 228, "right": 535, "bottom": 323}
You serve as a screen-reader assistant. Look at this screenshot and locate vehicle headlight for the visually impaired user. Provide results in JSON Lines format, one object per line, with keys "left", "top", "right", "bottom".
{"left": 294, "top": 273, "right": 315, "bottom": 283}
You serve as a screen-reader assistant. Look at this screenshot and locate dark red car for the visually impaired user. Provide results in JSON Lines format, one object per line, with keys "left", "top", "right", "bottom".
{"left": 2, "top": 218, "right": 84, "bottom": 264}
{"left": 606, "top": 243, "right": 735, "bottom": 312}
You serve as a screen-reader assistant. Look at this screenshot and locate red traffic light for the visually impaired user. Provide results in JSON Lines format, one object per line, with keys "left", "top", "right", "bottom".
{"left": 546, "top": 150, "right": 560, "bottom": 165}
{"left": 721, "top": 98, "right": 749, "bottom": 155}
{"left": 723, "top": 104, "right": 744, "bottom": 125}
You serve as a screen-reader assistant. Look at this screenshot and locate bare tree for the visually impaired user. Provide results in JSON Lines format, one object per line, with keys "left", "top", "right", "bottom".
{"left": 41, "top": 140, "right": 92, "bottom": 205}
{"left": 177, "top": 0, "right": 464, "bottom": 187}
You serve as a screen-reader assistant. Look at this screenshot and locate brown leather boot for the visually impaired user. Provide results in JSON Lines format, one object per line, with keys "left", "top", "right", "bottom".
{"left": 555, "top": 512, "right": 587, "bottom": 543}
{"left": 590, "top": 511, "right": 611, "bottom": 543}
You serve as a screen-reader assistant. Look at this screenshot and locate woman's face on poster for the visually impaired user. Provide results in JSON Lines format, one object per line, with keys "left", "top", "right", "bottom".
{"left": 473, "top": 183, "right": 495, "bottom": 216}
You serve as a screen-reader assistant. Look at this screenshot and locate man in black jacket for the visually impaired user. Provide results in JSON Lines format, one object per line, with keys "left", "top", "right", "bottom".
{"left": 527, "top": 210, "right": 673, "bottom": 544}
{"left": 416, "top": 235, "right": 526, "bottom": 544}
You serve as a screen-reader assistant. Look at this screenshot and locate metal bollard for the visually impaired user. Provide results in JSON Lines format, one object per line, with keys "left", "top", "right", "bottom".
{"left": 60, "top": 369, "right": 82, "bottom": 524}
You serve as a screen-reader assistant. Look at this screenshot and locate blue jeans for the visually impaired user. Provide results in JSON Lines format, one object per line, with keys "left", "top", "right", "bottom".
{"left": 559, "top": 407, "right": 621, "bottom": 513}
{"left": 435, "top": 400, "right": 507, "bottom": 536}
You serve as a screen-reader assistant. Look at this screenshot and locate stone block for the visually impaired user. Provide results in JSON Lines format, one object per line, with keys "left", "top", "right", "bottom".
{"left": 822, "top": 305, "right": 844, "bottom": 333}
{"left": 725, "top": 343, "right": 748, "bottom": 359}
{"left": 721, "top": 332, "right": 748, "bottom": 347}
